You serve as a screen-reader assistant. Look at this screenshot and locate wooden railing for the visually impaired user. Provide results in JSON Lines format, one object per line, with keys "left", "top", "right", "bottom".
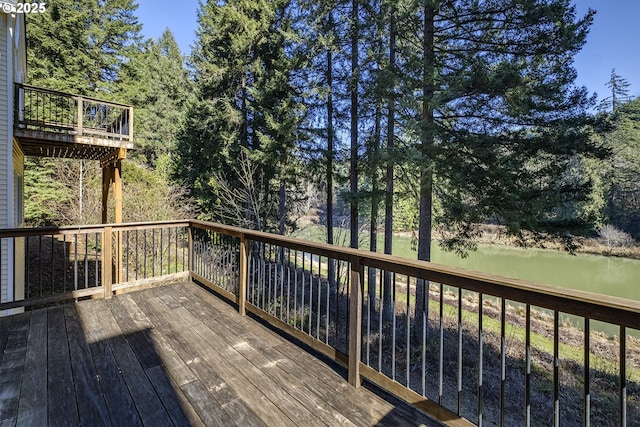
{"left": 2, "top": 220, "right": 639, "bottom": 426}
{"left": 14, "top": 83, "right": 133, "bottom": 142}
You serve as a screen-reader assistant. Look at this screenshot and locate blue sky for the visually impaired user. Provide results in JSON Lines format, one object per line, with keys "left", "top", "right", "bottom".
{"left": 137, "top": 0, "right": 640, "bottom": 102}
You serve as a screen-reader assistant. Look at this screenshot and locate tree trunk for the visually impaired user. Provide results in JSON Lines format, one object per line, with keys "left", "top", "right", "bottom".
{"left": 383, "top": 5, "right": 397, "bottom": 318}
{"left": 326, "top": 11, "right": 336, "bottom": 285}
{"left": 349, "top": 0, "right": 359, "bottom": 250}
{"left": 415, "top": 2, "right": 435, "bottom": 336}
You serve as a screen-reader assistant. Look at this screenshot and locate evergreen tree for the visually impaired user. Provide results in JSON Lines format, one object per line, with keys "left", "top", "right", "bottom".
{"left": 119, "top": 29, "right": 193, "bottom": 165}
{"left": 176, "top": 0, "right": 304, "bottom": 231}
{"left": 388, "top": 0, "right": 601, "bottom": 319}
{"left": 602, "top": 97, "right": 640, "bottom": 238}
{"left": 27, "top": 0, "right": 142, "bottom": 94}
{"left": 600, "top": 68, "right": 631, "bottom": 113}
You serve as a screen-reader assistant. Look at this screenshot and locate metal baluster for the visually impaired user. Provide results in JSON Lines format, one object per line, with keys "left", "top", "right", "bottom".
{"left": 301, "top": 252, "right": 306, "bottom": 331}
{"left": 478, "top": 294, "right": 484, "bottom": 426}
{"left": 294, "top": 250, "right": 298, "bottom": 328}
{"left": 316, "top": 256, "right": 321, "bottom": 340}
{"left": 309, "top": 254, "right": 314, "bottom": 336}
{"left": 378, "top": 264, "right": 383, "bottom": 372}
{"left": 584, "top": 318, "right": 590, "bottom": 427}
{"left": 438, "top": 283, "right": 444, "bottom": 405}
{"left": 39, "top": 235, "right": 43, "bottom": 296}
{"left": 85, "top": 233, "right": 89, "bottom": 289}
{"left": 125, "top": 230, "right": 129, "bottom": 282}
{"left": 287, "top": 248, "right": 292, "bottom": 325}
{"left": 74, "top": 235, "right": 78, "bottom": 291}
{"left": 500, "top": 298, "right": 506, "bottom": 427}
{"left": 62, "top": 235, "right": 66, "bottom": 293}
{"left": 458, "top": 288, "right": 463, "bottom": 415}
{"left": 95, "top": 233, "right": 99, "bottom": 287}
{"left": 407, "top": 275, "right": 411, "bottom": 391}
{"left": 392, "top": 271, "right": 396, "bottom": 382}
{"left": 553, "top": 311, "right": 559, "bottom": 427}
{"left": 620, "top": 326, "right": 627, "bottom": 427}
{"left": 325, "top": 256, "right": 330, "bottom": 345}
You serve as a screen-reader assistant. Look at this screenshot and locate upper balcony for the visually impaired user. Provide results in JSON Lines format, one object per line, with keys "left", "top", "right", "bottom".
{"left": 13, "top": 83, "right": 134, "bottom": 160}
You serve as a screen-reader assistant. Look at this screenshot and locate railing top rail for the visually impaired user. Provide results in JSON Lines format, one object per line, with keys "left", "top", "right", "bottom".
{"left": 190, "top": 219, "right": 640, "bottom": 329}
{"left": 16, "top": 83, "right": 133, "bottom": 109}
{"left": 0, "top": 220, "right": 190, "bottom": 238}
{"left": 2, "top": 219, "right": 637, "bottom": 328}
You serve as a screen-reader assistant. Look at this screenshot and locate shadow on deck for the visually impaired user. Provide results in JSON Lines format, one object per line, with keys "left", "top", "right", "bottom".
{"left": 0, "top": 281, "right": 443, "bottom": 426}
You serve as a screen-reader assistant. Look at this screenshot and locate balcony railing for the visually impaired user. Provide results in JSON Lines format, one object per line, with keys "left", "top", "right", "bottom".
{"left": 1, "top": 220, "right": 639, "bottom": 426}
{"left": 14, "top": 83, "right": 133, "bottom": 142}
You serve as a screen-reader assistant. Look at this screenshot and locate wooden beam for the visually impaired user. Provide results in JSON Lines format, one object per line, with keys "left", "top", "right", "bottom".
{"left": 101, "top": 164, "right": 111, "bottom": 224}
{"left": 113, "top": 159, "right": 122, "bottom": 224}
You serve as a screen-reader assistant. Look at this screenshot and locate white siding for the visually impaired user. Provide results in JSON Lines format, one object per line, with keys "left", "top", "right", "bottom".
{"left": 0, "top": 13, "right": 10, "bottom": 304}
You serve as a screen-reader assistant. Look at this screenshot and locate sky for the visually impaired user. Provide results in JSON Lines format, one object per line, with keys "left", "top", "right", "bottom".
{"left": 136, "top": 0, "right": 640, "bottom": 103}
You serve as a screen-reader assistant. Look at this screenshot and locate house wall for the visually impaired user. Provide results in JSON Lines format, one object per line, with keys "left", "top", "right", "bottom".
{"left": 0, "top": 13, "right": 11, "bottom": 305}
{"left": 0, "top": 11, "right": 25, "bottom": 310}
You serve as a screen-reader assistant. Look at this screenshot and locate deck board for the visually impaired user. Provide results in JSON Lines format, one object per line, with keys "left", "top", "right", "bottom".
{"left": 0, "top": 282, "right": 444, "bottom": 426}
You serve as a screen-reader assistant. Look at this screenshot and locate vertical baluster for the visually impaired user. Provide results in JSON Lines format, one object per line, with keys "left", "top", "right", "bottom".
{"left": 392, "top": 271, "right": 396, "bottom": 382}
{"left": 584, "top": 318, "right": 590, "bottom": 427}
{"left": 438, "top": 283, "right": 444, "bottom": 405}
{"left": 366, "top": 265, "right": 371, "bottom": 366}
{"left": 62, "top": 235, "right": 67, "bottom": 293}
{"left": 378, "top": 263, "right": 383, "bottom": 372}
{"left": 620, "top": 326, "right": 626, "bottom": 427}
{"left": 50, "top": 234, "right": 55, "bottom": 294}
{"left": 135, "top": 230, "right": 139, "bottom": 281}
{"left": 309, "top": 253, "right": 314, "bottom": 336}
{"left": 151, "top": 229, "right": 155, "bottom": 277}
{"left": 85, "top": 233, "right": 89, "bottom": 288}
{"left": 524, "top": 304, "right": 531, "bottom": 427}
{"left": 143, "top": 229, "right": 147, "bottom": 279}
{"left": 95, "top": 233, "right": 99, "bottom": 287}
{"left": 316, "top": 256, "right": 321, "bottom": 340}
{"left": 422, "top": 279, "right": 428, "bottom": 396}
{"left": 500, "top": 298, "right": 506, "bottom": 427}
{"left": 294, "top": 250, "right": 298, "bottom": 328}
{"left": 125, "top": 230, "right": 129, "bottom": 282}
{"left": 478, "top": 294, "right": 484, "bottom": 426}
{"left": 73, "top": 235, "right": 78, "bottom": 291}
{"left": 301, "top": 252, "right": 306, "bottom": 331}
{"left": 553, "top": 311, "right": 559, "bottom": 427}
{"left": 407, "top": 275, "right": 411, "bottom": 392}
{"left": 261, "top": 243, "right": 267, "bottom": 310}
{"left": 288, "top": 248, "right": 292, "bottom": 325}
{"left": 458, "top": 288, "right": 463, "bottom": 415}
{"left": 167, "top": 228, "right": 171, "bottom": 275}
{"left": 160, "top": 228, "right": 163, "bottom": 276}
{"left": 325, "top": 256, "right": 330, "bottom": 345}
{"left": 39, "top": 235, "right": 43, "bottom": 296}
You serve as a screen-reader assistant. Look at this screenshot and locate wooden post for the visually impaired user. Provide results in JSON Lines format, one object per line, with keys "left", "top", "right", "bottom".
{"left": 348, "top": 256, "right": 363, "bottom": 388}
{"left": 77, "top": 96, "right": 83, "bottom": 136}
{"left": 238, "top": 235, "right": 249, "bottom": 316}
{"left": 102, "top": 227, "right": 112, "bottom": 299}
{"left": 113, "top": 159, "right": 123, "bottom": 224}
{"left": 101, "top": 165, "right": 110, "bottom": 224}
{"left": 128, "top": 106, "right": 134, "bottom": 142}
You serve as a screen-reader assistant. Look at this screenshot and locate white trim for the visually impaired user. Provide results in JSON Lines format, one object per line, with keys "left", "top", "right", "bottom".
{"left": 4, "top": 13, "right": 14, "bottom": 303}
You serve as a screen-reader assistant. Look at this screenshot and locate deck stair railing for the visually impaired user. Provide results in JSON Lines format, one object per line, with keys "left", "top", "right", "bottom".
{"left": 14, "top": 83, "right": 133, "bottom": 141}
{"left": 1, "top": 220, "right": 639, "bottom": 427}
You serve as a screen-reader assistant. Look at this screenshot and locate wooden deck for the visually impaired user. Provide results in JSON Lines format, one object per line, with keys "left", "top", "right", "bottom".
{"left": 0, "top": 281, "right": 443, "bottom": 426}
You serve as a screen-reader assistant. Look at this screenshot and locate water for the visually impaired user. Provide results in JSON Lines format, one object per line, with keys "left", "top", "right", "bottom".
{"left": 389, "top": 234, "right": 640, "bottom": 336}
{"left": 294, "top": 226, "right": 640, "bottom": 335}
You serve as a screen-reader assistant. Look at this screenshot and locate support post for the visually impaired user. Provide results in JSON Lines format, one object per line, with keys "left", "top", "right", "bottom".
{"left": 238, "top": 235, "right": 249, "bottom": 316}
{"left": 348, "top": 256, "right": 363, "bottom": 388}
{"left": 101, "top": 164, "right": 111, "bottom": 224}
{"left": 102, "top": 227, "right": 112, "bottom": 299}
{"left": 128, "top": 107, "right": 134, "bottom": 142}
{"left": 77, "top": 96, "right": 83, "bottom": 136}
